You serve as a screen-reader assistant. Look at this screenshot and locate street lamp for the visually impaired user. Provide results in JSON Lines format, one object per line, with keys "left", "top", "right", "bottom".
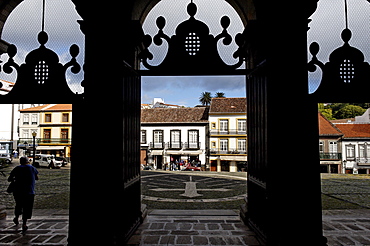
{"left": 32, "top": 131, "right": 37, "bottom": 166}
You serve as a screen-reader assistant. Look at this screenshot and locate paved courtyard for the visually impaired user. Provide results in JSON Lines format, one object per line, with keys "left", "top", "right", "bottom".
{"left": 141, "top": 171, "right": 247, "bottom": 210}
{"left": 1, "top": 168, "right": 370, "bottom": 245}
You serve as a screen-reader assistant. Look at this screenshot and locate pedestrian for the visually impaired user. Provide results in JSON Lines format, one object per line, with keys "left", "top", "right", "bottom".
{"left": 7, "top": 156, "right": 39, "bottom": 231}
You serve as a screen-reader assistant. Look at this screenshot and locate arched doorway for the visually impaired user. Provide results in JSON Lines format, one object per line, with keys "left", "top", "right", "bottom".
{"left": 0, "top": 0, "right": 329, "bottom": 245}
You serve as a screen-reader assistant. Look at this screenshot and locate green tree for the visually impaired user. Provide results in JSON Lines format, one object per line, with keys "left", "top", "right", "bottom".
{"left": 215, "top": 92, "right": 225, "bottom": 98}
{"left": 318, "top": 103, "right": 333, "bottom": 120}
{"left": 199, "top": 91, "right": 212, "bottom": 106}
{"left": 334, "top": 105, "right": 366, "bottom": 119}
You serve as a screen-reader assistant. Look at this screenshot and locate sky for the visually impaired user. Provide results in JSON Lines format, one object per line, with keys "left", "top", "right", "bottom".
{"left": 0, "top": 0, "right": 369, "bottom": 107}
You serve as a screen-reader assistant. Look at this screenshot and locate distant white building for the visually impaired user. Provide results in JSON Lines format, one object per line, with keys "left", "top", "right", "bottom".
{"left": 355, "top": 108, "right": 370, "bottom": 123}
{"left": 0, "top": 79, "right": 14, "bottom": 95}
{"left": 141, "top": 98, "right": 183, "bottom": 109}
{"left": 334, "top": 123, "right": 370, "bottom": 174}
{"left": 141, "top": 107, "right": 209, "bottom": 170}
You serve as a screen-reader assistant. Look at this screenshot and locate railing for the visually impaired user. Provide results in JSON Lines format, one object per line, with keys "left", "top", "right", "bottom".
{"left": 210, "top": 129, "right": 247, "bottom": 135}
{"left": 210, "top": 148, "right": 247, "bottom": 155}
{"left": 18, "top": 138, "right": 71, "bottom": 145}
{"left": 356, "top": 157, "right": 370, "bottom": 165}
{"left": 166, "top": 142, "right": 183, "bottom": 149}
{"left": 184, "top": 142, "right": 201, "bottom": 149}
{"left": 149, "top": 142, "right": 165, "bottom": 149}
{"left": 319, "top": 152, "right": 341, "bottom": 160}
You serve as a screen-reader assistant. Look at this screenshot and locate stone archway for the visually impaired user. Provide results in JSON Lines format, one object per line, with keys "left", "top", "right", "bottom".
{"left": 0, "top": 0, "right": 328, "bottom": 245}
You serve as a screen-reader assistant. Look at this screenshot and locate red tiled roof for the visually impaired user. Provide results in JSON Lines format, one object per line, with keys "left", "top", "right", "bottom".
{"left": 209, "top": 98, "right": 246, "bottom": 113}
{"left": 19, "top": 104, "right": 72, "bottom": 112}
{"left": 141, "top": 107, "right": 209, "bottom": 123}
{"left": 335, "top": 123, "right": 370, "bottom": 139}
{"left": 318, "top": 112, "right": 342, "bottom": 136}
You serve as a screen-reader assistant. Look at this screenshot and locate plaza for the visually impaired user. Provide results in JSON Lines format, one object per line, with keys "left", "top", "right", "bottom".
{"left": 1, "top": 164, "right": 370, "bottom": 245}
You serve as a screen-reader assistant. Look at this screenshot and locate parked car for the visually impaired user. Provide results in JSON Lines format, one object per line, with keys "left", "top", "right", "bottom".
{"left": 181, "top": 164, "right": 201, "bottom": 171}
{"left": 54, "top": 157, "right": 68, "bottom": 167}
{"left": 0, "top": 154, "right": 12, "bottom": 164}
{"left": 32, "top": 154, "right": 61, "bottom": 168}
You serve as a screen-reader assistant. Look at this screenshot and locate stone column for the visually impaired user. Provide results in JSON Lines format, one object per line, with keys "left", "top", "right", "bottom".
{"left": 229, "top": 161, "right": 237, "bottom": 172}
{"left": 217, "top": 158, "right": 221, "bottom": 172}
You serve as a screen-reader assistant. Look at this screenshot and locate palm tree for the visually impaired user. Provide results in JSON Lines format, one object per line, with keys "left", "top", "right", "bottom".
{"left": 199, "top": 91, "right": 212, "bottom": 106}
{"left": 215, "top": 92, "right": 225, "bottom": 98}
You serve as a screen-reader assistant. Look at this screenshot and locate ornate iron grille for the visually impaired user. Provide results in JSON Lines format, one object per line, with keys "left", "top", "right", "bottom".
{"left": 339, "top": 59, "right": 354, "bottom": 83}
{"left": 35, "top": 60, "right": 49, "bottom": 84}
{"left": 185, "top": 32, "right": 200, "bottom": 56}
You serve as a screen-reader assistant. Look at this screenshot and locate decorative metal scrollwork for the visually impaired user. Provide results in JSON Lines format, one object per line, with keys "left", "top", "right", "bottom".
{"left": 308, "top": 0, "right": 370, "bottom": 101}
{"left": 308, "top": 28, "right": 370, "bottom": 101}
{"left": 139, "top": 1, "right": 247, "bottom": 75}
{"left": 0, "top": 31, "right": 82, "bottom": 102}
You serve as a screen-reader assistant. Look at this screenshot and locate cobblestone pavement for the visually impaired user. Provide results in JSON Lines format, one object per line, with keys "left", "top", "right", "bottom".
{"left": 141, "top": 171, "right": 247, "bottom": 210}
{"left": 1, "top": 209, "right": 370, "bottom": 245}
{"left": 0, "top": 209, "right": 68, "bottom": 245}
{"left": 323, "top": 209, "right": 370, "bottom": 246}
{"left": 127, "top": 210, "right": 262, "bottom": 246}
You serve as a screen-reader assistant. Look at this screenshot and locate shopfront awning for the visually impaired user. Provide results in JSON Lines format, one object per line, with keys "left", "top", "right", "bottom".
{"left": 165, "top": 150, "right": 203, "bottom": 156}
{"left": 36, "top": 146, "right": 66, "bottom": 150}
{"left": 150, "top": 150, "right": 163, "bottom": 156}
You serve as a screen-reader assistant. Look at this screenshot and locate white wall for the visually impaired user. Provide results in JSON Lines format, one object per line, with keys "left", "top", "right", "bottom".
{"left": 142, "top": 125, "right": 207, "bottom": 164}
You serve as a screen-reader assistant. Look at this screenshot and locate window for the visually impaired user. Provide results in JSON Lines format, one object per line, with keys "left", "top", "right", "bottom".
{"left": 45, "top": 114, "right": 51, "bottom": 123}
{"left": 23, "top": 114, "right": 29, "bottom": 125}
{"left": 346, "top": 144, "right": 355, "bottom": 159}
{"left": 329, "top": 142, "right": 337, "bottom": 153}
{"left": 211, "top": 141, "right": 216, "bottom": 148}
{"left": 170, "top": 130, "right": 181, "bottom": 148}
{"left": 359, "top": 144, "right": 370, "bottom": 159}
{"left": 238, "top": 139, "right": 247, "bottom": 152}
{"left": 22, "top": 129, "right": 29, "bottom": 139}
{"left": 319, "top": 141, "right": 324, "bottom": 153}
{"left": 188, "top": 130, "right": 199, "bottom": 149}
{"left": 220, "top": 119, "right": 228, "bottom": 132}
{"left": 220, "top": 139, "right": 228, "bottom": 152}
{"left": 31, "top": 114, "right": 38, "bottom": 125}
{"left": 237, "top": 119, "right": 246, "bottom": 132}
{"left": 43, "top": 129, "right": 51, "bottom": 143}
{"left": 61, "top": 129, "right": 69, "bottom": 143}
{"left": 141, "top": 130, "right": 147, "bottom": 144}
{"left": 329, "top": 142, "right": 338, "bottom": 159}
{"left": 153, "top": 130, "right": 163, "bottom": 148}
{"left": 62, "top": 113, "right": 69, "bottom": 122}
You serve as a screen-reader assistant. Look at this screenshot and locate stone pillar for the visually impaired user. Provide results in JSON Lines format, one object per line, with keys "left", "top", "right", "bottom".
{"left": 241, "top": 1, "right": 326, "bottom": 245}
{"left": 68, "top": 4, "right": 143, "bottom": 245}
{"left": 229, "top": 161, "right": 237, "bottom": 172}
{"left": 217, "top": 158, "right": 221, "bottom": 172}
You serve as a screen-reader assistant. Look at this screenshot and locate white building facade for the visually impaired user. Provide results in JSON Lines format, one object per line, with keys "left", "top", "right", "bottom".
{"left": 209, "top": 98, "right": 247, "bottom": 172}
{"left": 334, "top": 123, "right": 370, "bottom": 174}
{"left": 141, "top": 107, "right": 209, "bottom": 170}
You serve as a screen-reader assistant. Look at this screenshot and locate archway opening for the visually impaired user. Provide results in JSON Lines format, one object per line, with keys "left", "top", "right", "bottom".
{"left": 0, "top": 1, "right": 82, "bottom": 244}
{"left": 139, "top": 0, "right": 248, "bottom": 212}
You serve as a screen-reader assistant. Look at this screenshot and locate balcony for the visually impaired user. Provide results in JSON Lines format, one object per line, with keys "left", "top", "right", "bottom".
{"left": 356, "top": 157, "right": 370, "bottom": 165}
{"left": 210, "top": 148, "right": 247, "bottom": 155}
{"left": 319, "top": 152, "right": 342, "bottom": 160}
{"left": 184, "top": 142, "right": 201, "bottom": 150}
{"left": 149, "top": 142, "right": 165, "bottom": 149}
{"left": 166, "top": 142, "right": 183, "bottom": 150}
{"left": 210, "top": 129, "right": 247, "bottom": 135}
{"left": 19, "top": 138, "right": 71, "bottom": 145}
